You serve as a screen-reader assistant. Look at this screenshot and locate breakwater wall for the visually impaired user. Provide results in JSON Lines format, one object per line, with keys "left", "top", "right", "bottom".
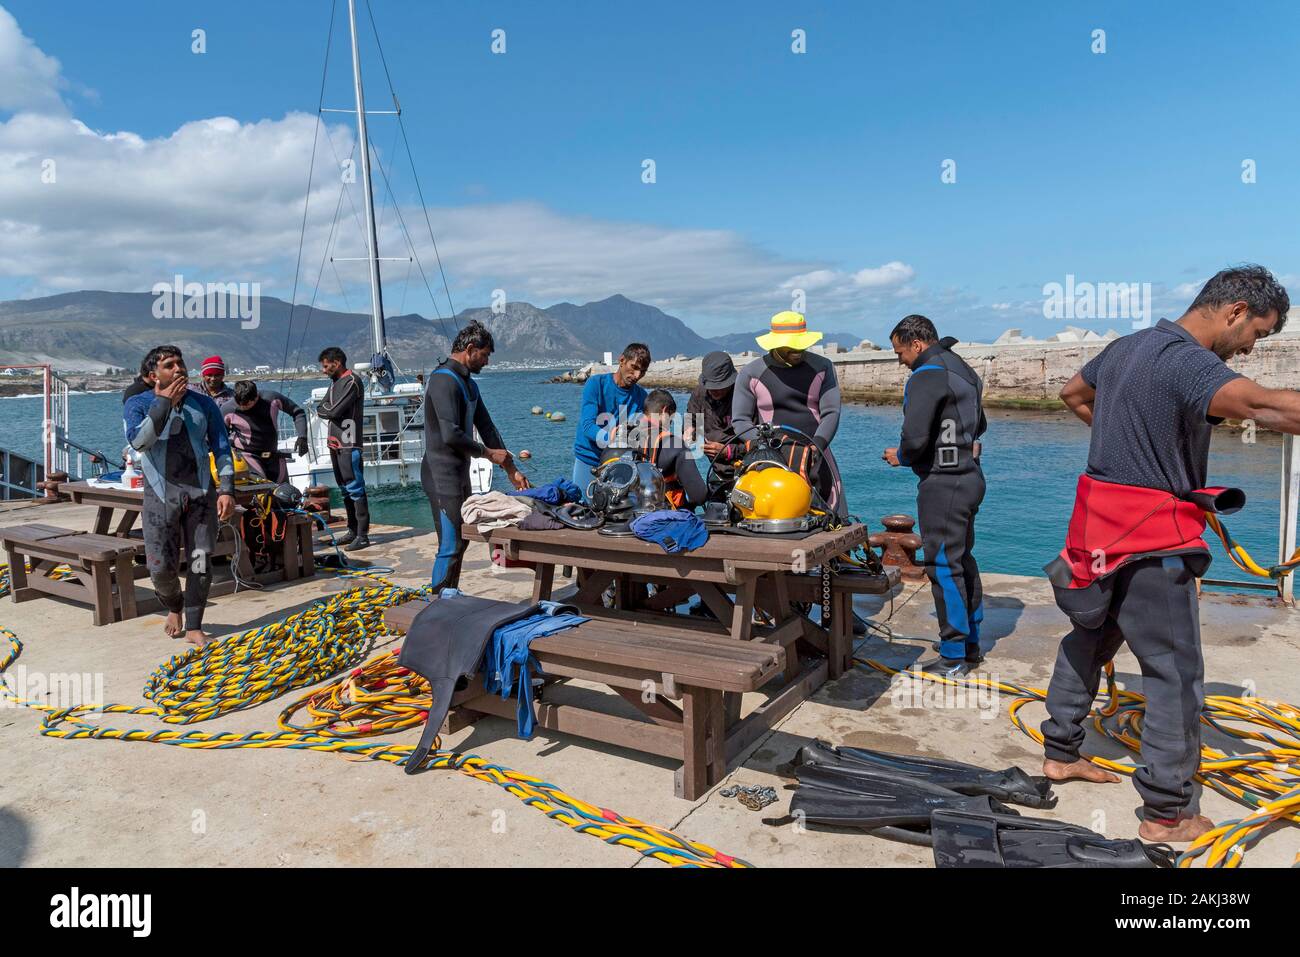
{"left": 554, "top": 334, "right": 1300, "bottom": 410}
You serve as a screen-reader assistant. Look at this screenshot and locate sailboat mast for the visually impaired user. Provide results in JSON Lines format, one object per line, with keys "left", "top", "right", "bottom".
{"left": 346, "top": 0, "right": 386, "bottom": 359}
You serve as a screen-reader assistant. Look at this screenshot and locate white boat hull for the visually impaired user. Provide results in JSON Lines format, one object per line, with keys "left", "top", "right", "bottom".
{"left": 279, "top": 389, "right": 494, "bottom": 496}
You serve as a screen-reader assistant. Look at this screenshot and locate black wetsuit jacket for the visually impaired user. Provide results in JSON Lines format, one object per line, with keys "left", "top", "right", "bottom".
{"left": 421, "top": 357, "right": 504, "bottom": 491}
{"left": 897, "top": 337, "right": 987, "bottom": 476}
{"left": 317, "top": 369, "right": 364, "bottom": 450}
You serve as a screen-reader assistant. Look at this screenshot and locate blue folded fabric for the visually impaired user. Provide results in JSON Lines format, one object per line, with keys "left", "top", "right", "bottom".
{"left": 630, "top": 510, "right": 709, "bottom": 554}
{"left": 483, "top": 600, "right": 587, "bottom": 738}
{"left": 509, "top": 477, "right": 583, "bottom": 505}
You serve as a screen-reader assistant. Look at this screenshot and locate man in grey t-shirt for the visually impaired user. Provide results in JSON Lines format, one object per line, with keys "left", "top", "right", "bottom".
{"left": 1042, "top": 265, "right": 1300, "bottom": 845}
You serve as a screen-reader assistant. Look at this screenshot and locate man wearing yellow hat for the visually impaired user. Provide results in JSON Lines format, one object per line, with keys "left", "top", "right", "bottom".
{"left": 731, "top": 311, "right": 847, "bottom": 518}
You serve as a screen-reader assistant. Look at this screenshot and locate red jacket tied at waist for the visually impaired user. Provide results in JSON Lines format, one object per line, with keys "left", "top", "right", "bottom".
{"left": 1056, "top": 474, "right": 1241, "bottom": 589}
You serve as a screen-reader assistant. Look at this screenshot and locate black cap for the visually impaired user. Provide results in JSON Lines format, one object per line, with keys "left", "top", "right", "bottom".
{"left": 700, "top": 351, "right": 736, "bottom": 389}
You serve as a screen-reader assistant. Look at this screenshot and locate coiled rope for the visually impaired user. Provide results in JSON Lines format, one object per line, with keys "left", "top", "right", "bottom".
{"left": 857, "top": 659, "right": 1300, "bottom": 868}
{"left": 0, "top": 566, "right": 747, "bottom": 868}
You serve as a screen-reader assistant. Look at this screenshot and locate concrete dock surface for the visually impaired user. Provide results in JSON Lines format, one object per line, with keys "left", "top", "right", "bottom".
{"left": 2, "top": 498, "right": 1297, "bottom": 868}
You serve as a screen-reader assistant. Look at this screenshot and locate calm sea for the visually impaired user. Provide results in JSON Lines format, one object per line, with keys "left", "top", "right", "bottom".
{"left": 1, "top": 369, "right": 1286, "bottom": 586}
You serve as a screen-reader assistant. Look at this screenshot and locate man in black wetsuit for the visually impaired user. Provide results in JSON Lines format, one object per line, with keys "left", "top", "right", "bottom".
{"left": 122, "top": 354, "right": 154, "bottom": 405}
{"left": 317, "top": 346, "right": 370, "bottom": 551}
{"left": 423, "top": 321, "right": 529, "bottom": 590}
{"left": 220, "top": 380, "right": 310, "bottom": 483}
{"left": 883, "top": 314, "right": 988, "bottom": 676}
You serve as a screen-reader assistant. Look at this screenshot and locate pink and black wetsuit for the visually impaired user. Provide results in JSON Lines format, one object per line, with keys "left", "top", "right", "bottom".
{"left": 731, "top": 351, "right": 846, "bottom": 518}
{"left": 220, "top": 390, "right": 306, "bottom": 483}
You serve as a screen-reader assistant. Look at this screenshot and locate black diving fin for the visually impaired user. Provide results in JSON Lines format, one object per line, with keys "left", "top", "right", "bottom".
{"left": 790, "top": 769, "right": 1018, "bottom": 831}
{"left": 794, "top": 740, "right": 1057, "bottom": 809}
{"left": 930, "top": 810, "right": 1176, "bottom": 869}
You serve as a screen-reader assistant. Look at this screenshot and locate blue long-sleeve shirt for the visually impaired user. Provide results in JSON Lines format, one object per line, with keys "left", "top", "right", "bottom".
{"left": 572, "top": 372, "right": 647, "bottom": 466}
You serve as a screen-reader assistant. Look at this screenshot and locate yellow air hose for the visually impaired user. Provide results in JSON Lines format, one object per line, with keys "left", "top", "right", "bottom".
{"left": 0, "top": 566, "right": 748, "bottom": 868}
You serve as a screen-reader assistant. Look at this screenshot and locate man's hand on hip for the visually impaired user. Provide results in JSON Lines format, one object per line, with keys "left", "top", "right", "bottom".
{"left": 882, "top": 448, "right": 901, "bottom": 467}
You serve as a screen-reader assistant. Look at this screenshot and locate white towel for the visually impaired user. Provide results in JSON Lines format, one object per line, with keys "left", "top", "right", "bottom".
{"left": 460, "top": 490, "right": 533, "bottom": 527}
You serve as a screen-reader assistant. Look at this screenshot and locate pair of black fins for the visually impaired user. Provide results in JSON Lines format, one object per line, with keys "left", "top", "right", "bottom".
{"left": 788, "top": 741, "right": 1174, "bottom": 868}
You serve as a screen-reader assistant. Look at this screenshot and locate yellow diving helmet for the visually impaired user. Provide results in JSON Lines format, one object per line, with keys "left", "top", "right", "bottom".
{"left": 729, "top": 464, "right": 817, "bottom": 533}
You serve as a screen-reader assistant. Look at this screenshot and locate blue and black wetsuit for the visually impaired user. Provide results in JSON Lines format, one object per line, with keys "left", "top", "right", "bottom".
{"left": 422, "top": 357, "right": 505, "bottom": 589}
{"left": 124, "top": 390, "right": 233, "bottom": 633}
{"left": 898, "top": 337, "right": 988, "bottom": 660}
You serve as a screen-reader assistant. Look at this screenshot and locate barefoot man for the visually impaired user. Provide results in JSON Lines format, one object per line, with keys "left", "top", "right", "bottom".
{"left": 124, "top": 346, "right": 236, "bottom": 646}
{"left": 1041, "top": 265, "right": 1299, "bottom": 844}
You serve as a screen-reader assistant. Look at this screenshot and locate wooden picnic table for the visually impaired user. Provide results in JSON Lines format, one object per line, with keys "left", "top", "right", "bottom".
{"left": 59, "top": 479, "right": 278, "bottom": 537}
{"left": 469, "top": 522, "right": 872, "bottom": 664}
{"left": 57, "top": 479, "right": 316, "bottom": 593}
{"left": 462, "top": 521, "right": 891, "bottom": 771}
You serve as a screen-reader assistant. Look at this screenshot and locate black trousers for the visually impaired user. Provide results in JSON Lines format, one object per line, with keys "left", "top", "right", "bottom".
{"left": 916, "top": 468, "right": 985, "bottom": 659}
{"left": 1041, "top": 556, "right": 1205, "bottom": 821}
{"left": 142, "top": 483, "right": 216, "bottom": 632}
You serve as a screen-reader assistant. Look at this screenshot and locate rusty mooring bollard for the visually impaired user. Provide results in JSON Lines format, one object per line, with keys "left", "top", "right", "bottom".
{"left": 41, "top": 471, "right": 69, "bottom": 501}
{"left": 305, "top": 485, "right": 334, "bottom": 524}
{"left": 869, "top": 513, "right": 926, "bottom": 582}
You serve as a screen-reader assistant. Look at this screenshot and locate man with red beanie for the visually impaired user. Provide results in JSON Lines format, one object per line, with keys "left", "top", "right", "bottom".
{"left": 191, "top": 355, "right": 234, "bottom": 403}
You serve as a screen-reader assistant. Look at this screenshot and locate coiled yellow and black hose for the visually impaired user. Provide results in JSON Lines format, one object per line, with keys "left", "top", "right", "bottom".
{"left": 0, "top": 566, "right": 748, "bottom": 868}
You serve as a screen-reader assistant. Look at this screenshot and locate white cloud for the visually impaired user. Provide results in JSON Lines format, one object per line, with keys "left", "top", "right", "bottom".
{"left": 0, "top": 6, "right": 65, "bottom": 115}
{"left": 853, "top": 261, "right": 915, "bottom": 288}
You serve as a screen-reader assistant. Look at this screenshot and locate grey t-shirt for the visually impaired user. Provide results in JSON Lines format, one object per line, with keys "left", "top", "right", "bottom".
{"left": 1082, "top": 319, "right": 1240, "bottom": 496}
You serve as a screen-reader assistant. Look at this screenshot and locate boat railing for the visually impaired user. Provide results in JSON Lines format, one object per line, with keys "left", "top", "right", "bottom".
{"left": 0, "top": 445, "right": 44, "bottom": 500}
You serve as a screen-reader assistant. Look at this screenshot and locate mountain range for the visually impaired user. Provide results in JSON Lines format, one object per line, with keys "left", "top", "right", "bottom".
{"left": 0, "top": 290, "right": 865, "bottom": 372}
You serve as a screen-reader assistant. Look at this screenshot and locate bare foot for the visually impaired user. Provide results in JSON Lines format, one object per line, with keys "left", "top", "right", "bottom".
{"left": 163, "top": 612, "right": 183, "bottom": 638}
{"left": 1043, "top": 757, "right": 1121, "bottom": 784}
{"left": 184, "top": 629, "right": 211, "bottom": 648}
{"left": 1139, "top": 814, "right": 1215, "bottom": 843}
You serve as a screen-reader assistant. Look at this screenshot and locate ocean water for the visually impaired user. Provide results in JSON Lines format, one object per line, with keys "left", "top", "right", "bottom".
{"left": 0, "top": 369, "right": 1287, "bottom": 586}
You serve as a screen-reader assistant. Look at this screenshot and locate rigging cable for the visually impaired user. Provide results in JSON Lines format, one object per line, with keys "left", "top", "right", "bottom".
{"left": 365, "top": 0, "right": 459, "bottom": 343}
{"left": 279, "top": 0, "right": 338, "bottom": 391}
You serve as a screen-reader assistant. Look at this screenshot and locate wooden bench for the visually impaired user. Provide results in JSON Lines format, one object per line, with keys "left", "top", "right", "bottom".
{"left": 385, "top": 600, "right": 787, "bottom": 799}
{"left": 1, "top": 523, "right": 144, "bottom": 626}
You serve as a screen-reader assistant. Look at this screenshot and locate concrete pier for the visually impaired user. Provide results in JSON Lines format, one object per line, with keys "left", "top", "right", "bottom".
{"left": 1, "top": 498, "right": 1297, "bottom": 867}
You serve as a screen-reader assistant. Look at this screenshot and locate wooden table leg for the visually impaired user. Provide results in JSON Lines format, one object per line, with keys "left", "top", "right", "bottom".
{"left": 723, "top": 692, "right": 742, "bottom": 727}
{"left": 113, "top": 509, "right": 139, "bottom": 537}
{"left": 283, "top": 525, "right": 300, "bottom": 580}
{"left": 114, "top": 554, "right": 137, "bottom": 620}
{"left": 89, "top": 559, "right": 113, "bottom": 626}
{"left": 299, "top": 521, "right": 315, "bottom": 577}
{"left": 93, "top": 506, "right": 112, "bottom": 536}
{"left": 678, "top": 687, "right": 709, "bottom": 801}
{"left": 531, "top": 562, "right": 555, "bottom": 603}
{"left": 728, "top": 575, "right": 757, "bottom": 642}
{"left": 707, "top": 690, "right": 727, "bottom": 785}
{"left": 829, "top": 591, "right": 852, "bottom": 678}
{"left": 5, "top": 545, "right": 27, "bottom": 596}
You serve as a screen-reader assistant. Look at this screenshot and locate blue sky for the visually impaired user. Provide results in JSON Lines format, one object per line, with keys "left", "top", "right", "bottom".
{"left": 1, "top": 0, "right": 1296, "bottom": 343}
